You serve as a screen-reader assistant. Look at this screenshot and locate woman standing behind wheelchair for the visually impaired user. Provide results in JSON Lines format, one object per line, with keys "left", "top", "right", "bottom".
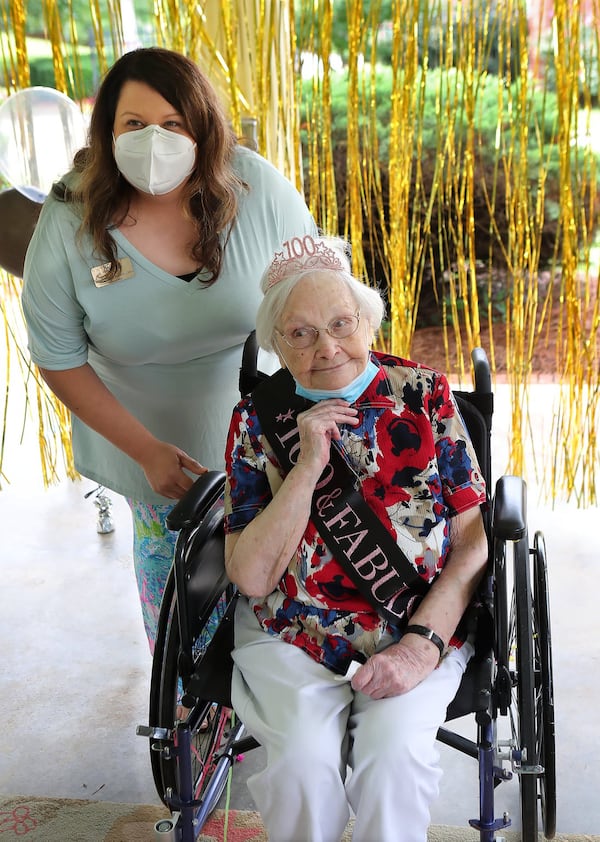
{"left": 223, "top": 234, "right": 488, "bottom": 842}
{"left": 21, "top": 47, "right": 316, "bottom": 655}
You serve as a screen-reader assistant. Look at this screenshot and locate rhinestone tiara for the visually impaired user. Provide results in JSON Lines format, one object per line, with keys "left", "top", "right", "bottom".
{"left": 265, "top": 235, "right": 345, "bottom": 290}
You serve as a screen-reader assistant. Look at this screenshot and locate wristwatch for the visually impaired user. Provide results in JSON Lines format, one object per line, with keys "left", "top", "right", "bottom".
{"left": 403, "top": 624, "right": 446, "bottom": 660}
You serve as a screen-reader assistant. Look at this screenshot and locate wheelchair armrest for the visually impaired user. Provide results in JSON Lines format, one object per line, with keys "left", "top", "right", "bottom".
{"left": 166, "top": 470, "right": 226, "bottom": 532}
{"left": 492, "top": 475, "right": 527, "bottom": 541}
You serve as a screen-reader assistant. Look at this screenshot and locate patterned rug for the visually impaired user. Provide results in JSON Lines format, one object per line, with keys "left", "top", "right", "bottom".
{"left": 1, "top": 796, "right": 598, "bottom": 842}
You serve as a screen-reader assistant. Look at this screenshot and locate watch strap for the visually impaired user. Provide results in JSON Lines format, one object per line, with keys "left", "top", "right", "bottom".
{"left": 403, "top": 624, "right": 446, "bottom": 659}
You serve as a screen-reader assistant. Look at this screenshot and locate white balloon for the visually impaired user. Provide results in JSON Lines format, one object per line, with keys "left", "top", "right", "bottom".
{"left": 0, "top": 86, "right": 87, "bottom": 202}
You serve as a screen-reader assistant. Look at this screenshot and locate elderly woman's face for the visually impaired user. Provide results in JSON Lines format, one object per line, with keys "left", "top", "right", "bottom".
{"left": 275, "top": 273, "right": 371, "bottom": 391}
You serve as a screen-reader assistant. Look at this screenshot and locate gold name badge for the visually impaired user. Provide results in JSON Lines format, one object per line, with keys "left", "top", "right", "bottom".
{"left": 91, "top": 256, "right": 135, "bottom": 287}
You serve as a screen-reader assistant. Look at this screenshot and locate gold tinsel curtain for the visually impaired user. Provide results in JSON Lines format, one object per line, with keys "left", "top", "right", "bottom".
{"left": 0, "top": 0, "right": 599, "bottom": 503}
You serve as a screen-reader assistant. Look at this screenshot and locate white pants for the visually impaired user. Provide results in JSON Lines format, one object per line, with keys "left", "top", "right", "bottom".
{"left": 231, "top": 597, "right": 473, "bottom": 842}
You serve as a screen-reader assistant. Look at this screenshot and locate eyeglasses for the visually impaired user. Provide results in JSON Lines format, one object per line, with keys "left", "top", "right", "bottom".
{"left": 276, "top": 312, "right": 361, "bottom": 350}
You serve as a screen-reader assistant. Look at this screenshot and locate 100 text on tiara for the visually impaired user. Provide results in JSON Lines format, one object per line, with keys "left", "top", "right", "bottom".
{"left": 266, "top": 235, "right": 344, "bottom": 289}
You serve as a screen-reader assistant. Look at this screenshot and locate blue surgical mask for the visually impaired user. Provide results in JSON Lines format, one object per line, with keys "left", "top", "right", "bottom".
{"left": 295, "top": 359, "right": 379, "bottom": 404}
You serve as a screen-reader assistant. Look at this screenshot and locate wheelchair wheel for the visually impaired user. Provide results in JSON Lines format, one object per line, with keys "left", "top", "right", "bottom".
{"left": 148, "top": 565, "right": 175, "bottom": 801}
{"left": 534, "top": 531, "right": 557, "bottom": 839}
{"left": 509, "top": 528, "right": 556, "bottom": 841}
{"left": 150, "top": 575, "right": 233, "bottom": 811}
{"left": 510, "top": 532, "right": 539, "bottom": 841}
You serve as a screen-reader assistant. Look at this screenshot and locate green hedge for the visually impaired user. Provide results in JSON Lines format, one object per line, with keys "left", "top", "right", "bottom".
{"left": 300, "top": 67, "right": 599, "bottom": 324}
{"left": 301, "top": 66, "right": 561, "bottom": 167}
{"left": 28, "top": 52, "right": 107, "bottom": 100}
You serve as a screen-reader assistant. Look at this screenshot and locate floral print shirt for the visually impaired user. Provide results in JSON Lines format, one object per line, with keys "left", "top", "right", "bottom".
{"left": 224, "top": 352, "right": 487, "bottom": 674}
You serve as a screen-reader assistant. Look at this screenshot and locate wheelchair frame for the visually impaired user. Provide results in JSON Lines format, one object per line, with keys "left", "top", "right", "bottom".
{"left": 137, "top": 347, "right": 556, "bottom": 842}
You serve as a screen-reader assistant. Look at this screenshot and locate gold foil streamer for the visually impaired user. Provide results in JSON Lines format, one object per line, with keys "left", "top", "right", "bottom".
{"left": 344, "top": 0, "right": 366, "bottom": 279}
{"left": 42, "top": 0, "right": 68, "bottom": 93}
{"left": 385, "top": 0, "right": 424, "bottom": 357}
{"left": 545, "top": 0, "right": 600, "bottom": 503}
{"left": 88, "top": 0, "right": 111, "bottom": 78}
{"left": 220, "top": 2, "right": 241, "bottom": 133}
{"left": 0, "top": 272, "right": 77, "bottom": 489}
{"left": 151, "top": 1, "right": 300, "bottom": 183}
{"left": 1, "top": 0, "right": 30, "bottom": 90}
{"left": 301, "top": 1, "right": 332, "bottom": 229}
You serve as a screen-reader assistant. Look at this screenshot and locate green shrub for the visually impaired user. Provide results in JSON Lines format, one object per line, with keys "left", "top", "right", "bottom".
{"left": 302, "top": 67, "right": 562, "bottom": 161}
{"left": 29, "top": 52, "right": 106, "bottom": 100}
{"left": 300, "top": 66, "right": 599, "bottom": 325}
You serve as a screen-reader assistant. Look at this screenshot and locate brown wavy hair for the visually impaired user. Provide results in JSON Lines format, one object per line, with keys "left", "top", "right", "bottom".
{"left": 73, "top": 47, "right": 244, "bottom": 284}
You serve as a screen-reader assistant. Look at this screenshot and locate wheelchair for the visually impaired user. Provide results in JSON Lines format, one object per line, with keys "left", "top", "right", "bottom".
{"left": 137, "top": 339, "right": 556, "bottom": 842}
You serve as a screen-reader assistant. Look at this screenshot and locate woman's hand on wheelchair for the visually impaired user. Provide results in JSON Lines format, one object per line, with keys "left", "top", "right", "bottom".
{"left": 139, "top": 439, "right": 207, "bottom": 499}
{"left": 351, "top": 637, "right": 440, "bottom": 699}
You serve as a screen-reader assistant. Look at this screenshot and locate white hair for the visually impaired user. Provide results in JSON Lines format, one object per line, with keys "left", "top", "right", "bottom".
{"left": 255, "top": 235, "right": 385, "bottom": 352}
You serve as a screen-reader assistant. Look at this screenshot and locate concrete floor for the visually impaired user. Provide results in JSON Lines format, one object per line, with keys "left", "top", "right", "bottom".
{"left": 0, "top": 382, "right": 599, "bottom": 836}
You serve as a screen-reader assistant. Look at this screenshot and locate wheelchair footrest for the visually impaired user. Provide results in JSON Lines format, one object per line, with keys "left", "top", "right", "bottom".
{"left": 137, "top": 724, "right": 173, "bottom": 741}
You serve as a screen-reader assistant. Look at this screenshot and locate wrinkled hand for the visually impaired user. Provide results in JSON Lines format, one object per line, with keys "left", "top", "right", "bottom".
{"left": 296, "top": 399, "right": 359, "bottom": 478}
{"left": 351, "top": 637, "right": 440, "bottom": 699}
{"left": 139, "top": 440, "right": 207, "bottom": 499}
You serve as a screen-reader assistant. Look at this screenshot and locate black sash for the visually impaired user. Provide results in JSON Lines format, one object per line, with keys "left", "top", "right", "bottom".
{"left": 251, "top": 368, "right": 428, "bottom": 626}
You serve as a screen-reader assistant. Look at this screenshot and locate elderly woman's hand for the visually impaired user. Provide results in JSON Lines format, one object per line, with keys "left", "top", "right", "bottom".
{"left": 296, "top": 399, "right": 359, "bottom": 477}
{"left": 350, "top": 636, "right": 441, "bottom": 699}
{"left": 225, "top": 398, "right": 359, "bottom": 597}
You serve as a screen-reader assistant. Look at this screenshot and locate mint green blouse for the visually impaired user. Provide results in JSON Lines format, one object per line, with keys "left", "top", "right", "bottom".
{"left": 22, "top": 146, "right": 316, "bottom": 503}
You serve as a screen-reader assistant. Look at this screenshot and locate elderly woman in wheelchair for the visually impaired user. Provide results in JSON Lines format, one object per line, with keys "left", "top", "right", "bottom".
{"left": 140, "top": 232, "right": 556, "bottom": 842}
{"left": 222, "top": 233, "right": 488, "bottom": 841}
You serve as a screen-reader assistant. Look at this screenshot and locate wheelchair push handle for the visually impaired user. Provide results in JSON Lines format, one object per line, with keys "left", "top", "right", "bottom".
{"left": 471, "top": 347, "right": 492, "bottom": 394}
{"left": 165, "top": 470, "right": 226, "bottom": 532}
{"left": 239, "top": 329, "right": 270, "bottom": 396}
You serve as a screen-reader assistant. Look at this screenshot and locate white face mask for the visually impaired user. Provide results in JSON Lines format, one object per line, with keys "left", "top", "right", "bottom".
{"left": 113, "top": 124, "right": 196, "bottom": 195}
